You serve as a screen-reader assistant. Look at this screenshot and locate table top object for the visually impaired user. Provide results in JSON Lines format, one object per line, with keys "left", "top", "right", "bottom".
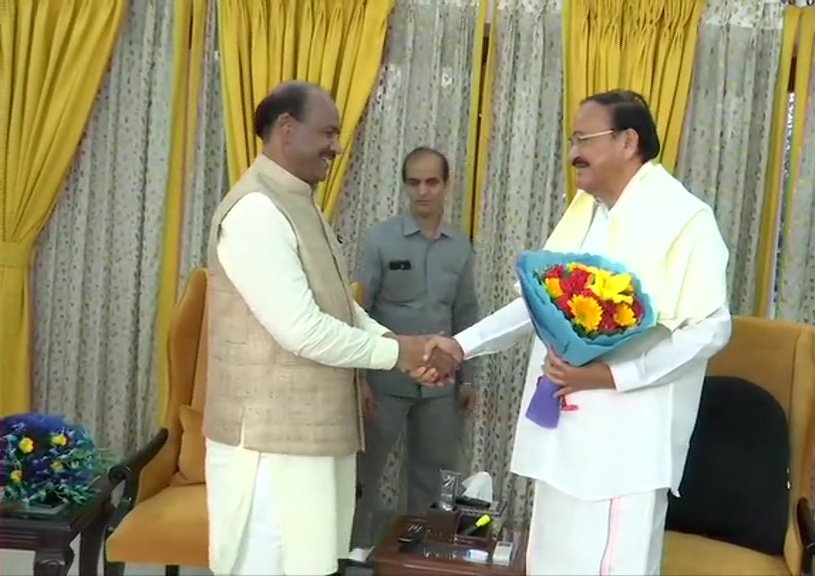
{"left": 371, "top": 515, "right": 526, "bottom": 576}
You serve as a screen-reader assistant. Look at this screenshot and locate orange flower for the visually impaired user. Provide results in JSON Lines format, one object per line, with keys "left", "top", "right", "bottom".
{"left": 613, "top": 303, "right": 637, "bottom": 328}
{"left": 544, "top": 277, "right": 563, "bottom": 298}
{"left": 568, "top": 294, "right": 603, "bottom": 332}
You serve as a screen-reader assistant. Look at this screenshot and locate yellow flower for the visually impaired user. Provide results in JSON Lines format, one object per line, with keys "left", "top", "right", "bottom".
{"left": 589, "top": 271, "right": 634, "bottom": 304}
{"left": 51, "top": 462, "right": 64, "bottom": 472}
{"left": 51, "top": 433, "right": 68, "bottom": 447}
{"left": 10, "top": 470, "right": 22, "bottom": 483}
{"left": 18, "top": 437, "right": 34, "bottom": 454}
{"left": 568, "top": 294, "right": 603, "bottom": 333}
{"left": 544, "top": 277, "right": 563, "bottom": 298}
{"left": 613, "top": 304, "right": 637, "bottom": 328}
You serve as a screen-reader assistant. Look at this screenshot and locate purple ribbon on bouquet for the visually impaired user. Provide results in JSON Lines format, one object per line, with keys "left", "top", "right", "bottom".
{"left": 525, "top": 374, "right": 579, "bottom": 428}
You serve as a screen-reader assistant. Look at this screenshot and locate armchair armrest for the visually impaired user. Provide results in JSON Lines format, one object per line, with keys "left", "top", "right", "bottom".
{"left": 797, "top": 498, "right": 815, "bottom": 576}
{"left": 106, "top": 428, "right": 169, "bottom": 538}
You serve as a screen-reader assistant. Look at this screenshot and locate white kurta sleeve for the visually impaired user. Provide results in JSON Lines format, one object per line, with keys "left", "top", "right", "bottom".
{"left": 609, "top": 305, "right": 732, "bottom": 392}
{"left": 217, "top": 192, "right": 399, "bottom": 370}
{"left": 352, "top": 301, "right": 392, "bottom": 336}
{"left": 454, "top": 297, "right": 534, "bottom": 359}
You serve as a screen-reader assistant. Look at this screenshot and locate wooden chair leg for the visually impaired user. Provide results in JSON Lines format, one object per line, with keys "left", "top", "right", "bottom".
{"left": 103, "top": 560, "right": 125, "bottom": 576}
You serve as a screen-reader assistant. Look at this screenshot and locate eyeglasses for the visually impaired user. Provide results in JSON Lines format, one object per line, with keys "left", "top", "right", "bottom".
{"left": 568, "top": 129, "right": 616, "bottom": 148}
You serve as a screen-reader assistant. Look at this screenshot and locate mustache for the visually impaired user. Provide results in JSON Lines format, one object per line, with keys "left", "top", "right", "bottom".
{"left": 572, "top": 158, "right": 589, "bottom": 168}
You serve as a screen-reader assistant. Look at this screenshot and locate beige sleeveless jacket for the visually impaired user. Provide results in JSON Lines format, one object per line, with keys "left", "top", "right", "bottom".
{"left": 203, "top": 155, "right": 363, "bottom": 456}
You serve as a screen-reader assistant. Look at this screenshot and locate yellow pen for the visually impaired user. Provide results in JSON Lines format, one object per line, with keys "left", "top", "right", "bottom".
{"left": 461, "top": 514, "right": 491, "bottom": 536}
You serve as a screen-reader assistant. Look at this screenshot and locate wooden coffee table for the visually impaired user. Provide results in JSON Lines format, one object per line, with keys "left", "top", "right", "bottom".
{"left": 371, "top": 515, "right": 526, "bottom": 576}
{"left": 0, "top": 478, "right": 114, "bottom": 576}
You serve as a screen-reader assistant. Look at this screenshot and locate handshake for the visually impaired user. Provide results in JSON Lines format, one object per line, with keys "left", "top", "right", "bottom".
{"left": 392, "top": 334, "right": 465, "bottom": 386}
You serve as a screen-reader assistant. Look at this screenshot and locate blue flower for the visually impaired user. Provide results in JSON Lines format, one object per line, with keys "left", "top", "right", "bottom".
{"left": 0, "top": 412, "right": 109, "bottom": 506}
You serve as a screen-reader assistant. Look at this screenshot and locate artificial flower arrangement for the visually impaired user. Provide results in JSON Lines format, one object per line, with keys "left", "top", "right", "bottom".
{"left": 0, "top": 413, "right": 109, "bottom": 509}
{"left": 516, "top": 251, "right": 657, "bottom": 428}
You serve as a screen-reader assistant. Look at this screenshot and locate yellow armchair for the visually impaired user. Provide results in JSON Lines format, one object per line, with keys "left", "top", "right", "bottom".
{"left": 663, "top": 316, "right": 815, "bottom": 575}
{"left": 104, "top": 268, "right": 210, "bottom": 575}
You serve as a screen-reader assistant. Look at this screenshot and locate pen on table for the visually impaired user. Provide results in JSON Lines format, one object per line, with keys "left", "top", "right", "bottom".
{"left": 461, "top": 514, "right": 491, "bottom": 536}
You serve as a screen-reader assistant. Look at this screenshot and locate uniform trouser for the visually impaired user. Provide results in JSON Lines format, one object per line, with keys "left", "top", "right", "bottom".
{"left": 527, "top": 480, "right": 669, "bottom": 575}
{"left": 351, "top": 393, "right": 460, "bottom": 548}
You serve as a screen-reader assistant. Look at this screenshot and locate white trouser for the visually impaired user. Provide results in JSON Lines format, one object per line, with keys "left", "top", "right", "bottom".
{"left": 205, "top": 438, "right": 356, "bottom": 575}
{"left": 527, "top": 481, "right": 669, "bottom": 576}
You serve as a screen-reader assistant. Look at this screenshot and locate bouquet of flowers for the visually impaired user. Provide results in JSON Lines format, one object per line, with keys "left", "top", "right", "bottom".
{"left": 0, "top": 413, "right": 109, "bottom": 508}
{"left": 515, "top": 251, "right": 657, "bottom": 428}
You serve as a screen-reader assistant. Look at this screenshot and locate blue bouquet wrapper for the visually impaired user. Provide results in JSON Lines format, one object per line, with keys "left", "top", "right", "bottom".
{"left": 516, "top": 250, "right": 657, "bottom": 428}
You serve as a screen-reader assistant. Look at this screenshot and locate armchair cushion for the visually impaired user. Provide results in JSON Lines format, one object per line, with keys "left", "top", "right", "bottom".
{"left": 171, "top": 405, "right": 205, "bottom": 486}
{"left": 664, "top": 530, "right": 789, "bottom": 575}
{"left": 106, "top": 484, "right": 208, "bottom": 567}
{"left": 666, "top": 376, "right": 790, "bottom": 556}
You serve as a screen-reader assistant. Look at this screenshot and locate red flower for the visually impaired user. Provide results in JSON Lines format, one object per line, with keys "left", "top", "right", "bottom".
{"left": 599, "top": 301, "right": 620, "bottom": 333}
{"left": 631, "top": 298, "right": 644, "bottom": 320}
{"left": 560, "top": 268, "right": 591, "bottom": 295}
{"left": 555, "top": 294, "right": 572, "bottom": 316}
{"left": 600, "top": 312, "right": 618, "bottom": 333}
{"left": 546, "top": 264, "right": 566, "bottom": 278}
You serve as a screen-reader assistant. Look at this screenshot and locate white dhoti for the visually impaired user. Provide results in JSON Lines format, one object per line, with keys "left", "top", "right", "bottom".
{"left": 205, "top": 438, "right": 355, "bottom": 576}
{"left": 527, "top": 481, "right": 669, "bottom": 576}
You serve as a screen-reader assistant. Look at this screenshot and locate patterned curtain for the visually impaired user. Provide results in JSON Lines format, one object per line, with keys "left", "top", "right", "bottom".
{"left": 32, "top": 0, "right": 175, "bottom": 455}
{"left": 675, "top": 0, "right": 785, "bottom": 315}
{"left": 465, "top": 0, "right": 565, "bottom": 527}
{"left": 776, "top": 7, "right": 815, "bottom": 324}
{"left": 334, "top": 0, "right": 481, "bottom": 513}
{"left": 178, "top": 0, "right": 229, "bottom": 279}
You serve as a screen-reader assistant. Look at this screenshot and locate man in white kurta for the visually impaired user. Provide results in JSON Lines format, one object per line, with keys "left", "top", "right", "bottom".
{"left": 204, "top": 82, "right": 448, "bottom": 576}
{"left": 428, "top": 90, "right": 731, "bottom": 574}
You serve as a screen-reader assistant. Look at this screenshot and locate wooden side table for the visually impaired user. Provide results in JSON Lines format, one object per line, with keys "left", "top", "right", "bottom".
{"left": 0, "top": 478, "right": 114, "bottom": 576}
{"left": 371, "top": 515, "right": 527, "bottom": 576}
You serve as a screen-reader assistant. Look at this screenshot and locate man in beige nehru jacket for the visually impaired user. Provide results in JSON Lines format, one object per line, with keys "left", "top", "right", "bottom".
{"left": 203, "top": 81, "right": 450, "bottom": 576}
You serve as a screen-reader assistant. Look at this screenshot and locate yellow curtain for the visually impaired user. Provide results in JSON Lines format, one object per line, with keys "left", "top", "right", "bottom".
{"left": 0, "top": 0, "right": 126, "bottom": 415}
{"left": 784, "top": 9, "right": 815, "bottom": 236}
{"left": 754, "top": 7, "right": 806, "bottom": 317}
{"left": 462, "top": 0, "right": 492, "bottom": 238}
{"left": 154, "top": 0, "right": 208, "bottom": 424}
{"left": 218, "top": 0, "right": 394, "bottom": 222}
{"left": 753, "top": 7, "right": 815, "bottom": 316}
{"left": 563, "top": 0, "right": 704, "bottom": 200}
